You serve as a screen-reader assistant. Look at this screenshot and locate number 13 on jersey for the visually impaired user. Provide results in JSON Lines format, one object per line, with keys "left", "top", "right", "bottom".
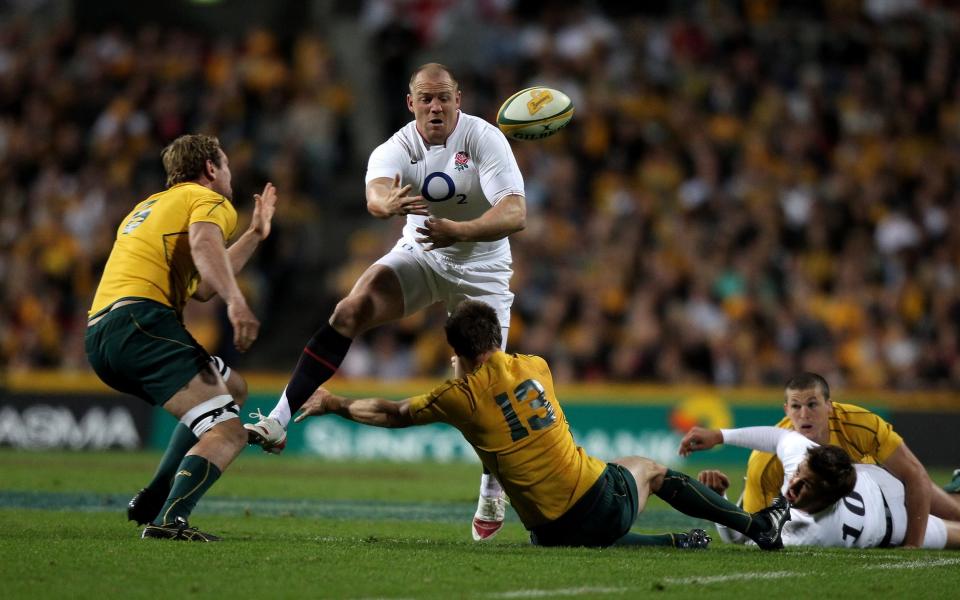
{"left": 495, "top": 379, "right": 557, "bottom": 441}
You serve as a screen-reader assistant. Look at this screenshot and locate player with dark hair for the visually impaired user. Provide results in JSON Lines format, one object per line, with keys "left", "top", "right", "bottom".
{"left": 246, "top": 62, "right": 526, "bottom": 540}
{"left": 86, "top": 134, "right": 277, "bottom": 540}
{"left": 681, "top": 426, "right": 960, "bottom": 549}
{"left": 695, "top": 371, "right": 960, "bottom": 547}
{"left": 292, "top": 300, "right": 792, "bottom": 550}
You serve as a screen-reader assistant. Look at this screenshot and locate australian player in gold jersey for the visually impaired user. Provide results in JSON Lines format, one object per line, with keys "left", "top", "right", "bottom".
{"left": 294, "top": 300, "right": 792, "bottom": 549}
{"left": 85, "top": 134, "right": 277, "bottom": 541}
{"left": 697, "top": 372, "right": 960, "bottom": 547}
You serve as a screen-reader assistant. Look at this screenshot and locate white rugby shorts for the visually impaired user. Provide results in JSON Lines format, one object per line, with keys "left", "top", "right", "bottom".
{"left": 871, "top": 466, "right": 948, "bottom": 549}
{"left": 375, "top": 238, "right": 513, "bottom": 349}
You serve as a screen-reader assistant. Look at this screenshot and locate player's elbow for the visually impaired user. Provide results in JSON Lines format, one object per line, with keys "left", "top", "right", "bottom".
{"left": 507, "top": 199, "right": 526, "bottom": 233}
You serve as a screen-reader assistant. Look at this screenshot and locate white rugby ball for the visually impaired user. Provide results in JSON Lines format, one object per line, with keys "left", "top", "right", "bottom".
{"left": 496, "top": 86, "right": 574, "bottom": 141}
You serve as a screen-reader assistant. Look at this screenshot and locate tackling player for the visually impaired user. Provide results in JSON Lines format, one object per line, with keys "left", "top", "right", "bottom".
{"left": 292, "top": 300, "right": 793, "bottom": 550}
{"left": 680, "top": 426, "right": 960, "bottom": 549}
{"left": 246, "top": 63, "right": 525, "bottom": 540}
{"left": 85, "top": 134, "right": 277, "bottom": 540}
{"left": 697, "top": 373, "right": 960, "bottom": 547}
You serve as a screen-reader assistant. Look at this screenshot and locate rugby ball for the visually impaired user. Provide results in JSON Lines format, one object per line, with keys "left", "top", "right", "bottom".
{"left": 496, "top": 86, "right": 574, "bottom": 141}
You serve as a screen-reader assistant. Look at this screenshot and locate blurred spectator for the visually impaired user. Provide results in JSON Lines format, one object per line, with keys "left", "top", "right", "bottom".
{"left": 3, "top": 1, "right": 960, "bottom": 393}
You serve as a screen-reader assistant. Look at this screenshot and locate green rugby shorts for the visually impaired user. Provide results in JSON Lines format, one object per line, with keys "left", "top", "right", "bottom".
{"left": 85, "top": 299, "right": 211, "bottom": 405}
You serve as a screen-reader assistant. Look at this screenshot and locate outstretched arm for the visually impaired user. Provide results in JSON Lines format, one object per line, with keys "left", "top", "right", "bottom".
{"left": 679, "top": 426, "right": 791, "bottom": 456}
{"left": 882, "top": 443, "right": 931, "bottom": 548}
{"left": 294, "top": 387, "right": 414, "bottom": 429}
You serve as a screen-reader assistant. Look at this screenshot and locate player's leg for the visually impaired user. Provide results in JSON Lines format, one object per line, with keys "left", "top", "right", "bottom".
{"left": 85, "top": 301, "right": 242, "bottom": 540}
{"left": 614, "top": 456, "right": 790, "bottom": 550}
{"left": 448, "top": 269, "right": 513, "bottom": 541}
{"left": 248, "top": 242, "right": 439, "bottom": 450}
{"left": 930, "top": 482, "right": 960, "bottom": 521}
{"left": 942, "top": 520, "right": 960, "bottom": 549}
{"left": 607, "top": 457, "right": 711, "bottom": 548}
{"left": 143, "top": 365, "right": 246, "bottom": 540}
{"left": 128, "top": 357, "right": 245, "bottom": 525}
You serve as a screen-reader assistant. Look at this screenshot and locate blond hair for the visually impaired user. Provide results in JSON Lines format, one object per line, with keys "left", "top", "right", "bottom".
{"left": 161, "top": 134, "right": 222, "bottom": 188}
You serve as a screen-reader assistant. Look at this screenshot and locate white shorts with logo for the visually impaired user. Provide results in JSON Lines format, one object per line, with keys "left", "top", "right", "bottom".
{"left": 375, "top": 238, "right": 513, "bottom": 349}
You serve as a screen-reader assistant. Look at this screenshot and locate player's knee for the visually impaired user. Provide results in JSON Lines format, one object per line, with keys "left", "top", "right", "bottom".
{"left": 180, "top": 394, "right": 240, "bottom": 439}
{"left": 331, "top": 294, "right": 373, "bottom": 336}
{"left": 226, "top": 372, "right": 248, "bottom": 406}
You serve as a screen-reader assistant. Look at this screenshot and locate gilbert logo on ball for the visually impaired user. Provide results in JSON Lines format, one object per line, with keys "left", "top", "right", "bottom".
{"left": 497, "top": 86, "right": 574, "bottom": 141}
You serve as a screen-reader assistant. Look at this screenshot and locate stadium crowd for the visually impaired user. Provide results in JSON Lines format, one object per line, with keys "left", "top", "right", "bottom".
{"left": 3, "top": 1, "right": 959, "bottom": 391}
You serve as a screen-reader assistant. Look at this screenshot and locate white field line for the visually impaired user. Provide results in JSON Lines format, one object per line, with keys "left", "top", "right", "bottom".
{"left": 863, "top": 557, "right": 960, "bottom": 570}
{"left": 662, "top": 571, "right": 802, "bottom": 585}
{"left": 488, "top": 587, "right": 629, "bottom": 598}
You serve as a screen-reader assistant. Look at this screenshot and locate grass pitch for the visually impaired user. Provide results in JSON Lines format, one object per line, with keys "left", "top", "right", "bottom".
{"left": 1, "top": 450, "right": 958, "bottom": 599}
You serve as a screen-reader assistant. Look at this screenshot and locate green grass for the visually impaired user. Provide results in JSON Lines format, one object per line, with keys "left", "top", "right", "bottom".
{"left": 1, "top": 451, "right": 958, "bottom": 599}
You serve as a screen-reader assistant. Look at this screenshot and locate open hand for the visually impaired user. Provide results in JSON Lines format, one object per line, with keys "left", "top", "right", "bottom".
{"left": 386, "top": 173, "right": 429, "bottom": 217}
{"left": 294, "top": 387, "right": 338, "bottom": 423}
{"left": 250, "top": 182, "right": 278, "bottom": 240}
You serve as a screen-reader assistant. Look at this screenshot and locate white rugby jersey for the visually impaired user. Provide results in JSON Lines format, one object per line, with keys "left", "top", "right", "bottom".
{"left": 365, "top": 111, "right": 525, "bottom": 262}
{"left": 721, "top": 427, "right": 891, "bottom": 548}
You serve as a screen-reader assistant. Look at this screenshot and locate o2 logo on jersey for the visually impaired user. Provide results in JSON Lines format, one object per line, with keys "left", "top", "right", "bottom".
{"left": 122, "top": 199, "right": 158, "bottom": 235}
{"left": 422, "top": 172, "right": 467, "bottom": 204}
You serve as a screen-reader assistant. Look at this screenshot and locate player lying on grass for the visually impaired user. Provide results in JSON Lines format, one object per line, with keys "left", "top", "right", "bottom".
{"left": 679, "top": 426, "right": 960, "bottom": 549}
{"left": 294, "top": 300, "right": 791, "bottom": 549}
{"left": 726, "top": 372, "right": 960, "bottom": 547}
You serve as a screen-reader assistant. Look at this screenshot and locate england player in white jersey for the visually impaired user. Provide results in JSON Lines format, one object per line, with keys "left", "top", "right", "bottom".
{"left": 679, "top": 426, "right": 960, "bottom": 549}
{"left": 246, "top": 63, "right": 525, "bottom": 541}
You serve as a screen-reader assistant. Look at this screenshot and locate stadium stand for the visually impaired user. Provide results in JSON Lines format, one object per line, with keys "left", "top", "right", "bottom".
{"left": 2, "top": 0, "right": 958, "bottom": 391}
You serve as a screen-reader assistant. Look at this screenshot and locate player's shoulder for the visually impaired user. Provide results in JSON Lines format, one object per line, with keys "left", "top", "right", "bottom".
{"left": 375, "top": 121, "right": 422, "bottom": 161}
{"left": 831, "top": 402, "right": 887, "bottom": 427}
{"left": 458, "top": 112, "right": 511, "bottom": 151}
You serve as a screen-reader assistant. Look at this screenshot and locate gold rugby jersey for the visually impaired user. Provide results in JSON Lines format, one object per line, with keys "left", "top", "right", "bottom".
{"left": 742, "top": 402, "right": 904, "bottom": 512}
{"left": 408, "top": 352, "right": 606, "bottom": 528}
{"left": 90, "top": 182, "right": 238, "bottom": 317}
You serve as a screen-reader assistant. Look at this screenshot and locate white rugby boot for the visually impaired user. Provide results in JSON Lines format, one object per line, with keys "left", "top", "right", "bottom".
{"left": 472, "top": 493, "right": 507, "bottom": 541}
{"left": 244, "top": 409, "right": 287, "bottom": 454}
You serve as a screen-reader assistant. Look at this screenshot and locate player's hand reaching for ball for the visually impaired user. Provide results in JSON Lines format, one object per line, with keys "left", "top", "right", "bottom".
{"left": 295, "top": 387, "right": 341, "bottom": 422}
{"left": 678, "top": 426, "right": 723, "bottom": 456}
{"left": 249, "top": 182, "right": 278, "bottom": 240}
{"left": 386, "top": 173, "right": 429, "bottom": 217}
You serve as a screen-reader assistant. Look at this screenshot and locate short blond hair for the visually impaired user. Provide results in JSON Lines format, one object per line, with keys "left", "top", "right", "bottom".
{"left": 161, "top": 134, "right": 222, "bottom": 188}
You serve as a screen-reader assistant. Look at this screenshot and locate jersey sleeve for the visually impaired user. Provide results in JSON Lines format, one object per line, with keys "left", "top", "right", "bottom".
{"left": 777, "top": 431, "right": 819, "bottom": 482}
{"left": 365, "top": 137, "right": 407, "bottom": 184}
{"left": 742, "top": 450, "right": 784, "bottom": 512}
{"left": 188, "top": 189, "right": 238, "bottom": 240}
{"left": 474, "top": 127, "right": 525, "bottom": 205}
{"left": 407, "top": 380, "right": 472, "bottom": 426}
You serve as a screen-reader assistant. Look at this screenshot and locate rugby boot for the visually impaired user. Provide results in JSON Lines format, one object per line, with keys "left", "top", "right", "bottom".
{"left": 127, "top": 487, "right": 166, "bottom": 525}
{"left": 244, "top": 409, "right": 287, "bottom": 454}
{"left": 943, "top": 469, "right": 960, "bottom": 494}
{"left": 673, "top": 528, "right": 712, "bottom": 549}
{"left": 141, "top": 517, "right": 221, "bottom": 542}
{"left": 751, "top": 495, "right": 792, "bottom": 550}
{"left": 472, "top": 493, "right": 507, "bottom": 541}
